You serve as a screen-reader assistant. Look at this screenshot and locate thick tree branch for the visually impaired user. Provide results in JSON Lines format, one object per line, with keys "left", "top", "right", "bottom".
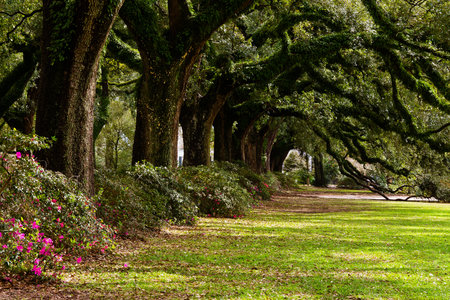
{"left": 169, "top": 0, "right": 191, "bottom": 39}
{"left": 106, "top": 31, "right": 142, "bottom": 72}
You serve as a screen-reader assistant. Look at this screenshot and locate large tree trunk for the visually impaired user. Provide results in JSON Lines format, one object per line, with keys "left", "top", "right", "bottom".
{"left": 270, "top": 139, "right": 293, "bottom": 172}
{"left": 214, "top": 106, "right": 234, "bottom": 162}
{"left": 35, "top": 0, "right": 123, "bottom": 195}
{"left": 264, "top": 121, "right": 281, "bottom": 172}
{"left": 180, "top": 98, "right": 213, "bottom": 166}
{"left": 132, "top": 64, "right": 188, "bottom": 167}
{"left": 313, "top": 153, "right": 326, "bottom": 187}
{"left": 181, "top": 77, "right": 233, "bottom": 166}
{"left": 180, "top": 116, "right": 212, "bottom": 166}
{"left": 120, "top": 0, "right": 254, "bottom": 168}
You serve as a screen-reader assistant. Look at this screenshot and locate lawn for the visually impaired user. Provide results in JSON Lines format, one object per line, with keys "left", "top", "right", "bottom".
{"left": 60, "top": 191, "right": 449, "bottom": 299}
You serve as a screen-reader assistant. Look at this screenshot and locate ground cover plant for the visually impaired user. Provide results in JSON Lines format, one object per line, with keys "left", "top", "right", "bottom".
{"left": 30, "top": 190, "right": 450, "bottom": 299}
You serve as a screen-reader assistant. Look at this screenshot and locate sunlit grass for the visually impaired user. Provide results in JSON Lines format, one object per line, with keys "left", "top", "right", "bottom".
{"left": 63, "top": 194, "right": 450, "bottom": 299}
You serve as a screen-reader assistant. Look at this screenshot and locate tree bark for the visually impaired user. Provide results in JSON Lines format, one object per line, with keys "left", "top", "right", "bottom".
{"left": 213, "top": 105, "right": 234, "bottom": 162}
{"left": 264, "top": 120, "right": 282, "bottom": 172}
{"left": 131, "top": 64, "right": 189, "bottom": 167}
{"left": 270, "top": 139, "right": 293, "bottom": 172}
{"left": 313, "top": 153, "right": 326, "bottom": 187}
{"left": 120, "top": 0, "right": 254, "bottom": 168}
{"left": 35, "top": 0, "right": 124, "bottom": 195}
{"left": 181, "top": 77, "right": 234, "bottom": 166}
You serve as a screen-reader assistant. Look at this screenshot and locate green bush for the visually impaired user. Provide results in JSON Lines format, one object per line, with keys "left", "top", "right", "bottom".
{"left": 95, "top": 170, "right": 165, "bottom": 235}
{"left": 417, "top": 175, "right": 450, "bottom": 202}
{"left": 130, "top": 163, "right": 198, "bottom": 225}
{"left": 213, "top": 161, "right": 275, "bottom": 201}
{"left": 274, "top": 172, "right": 298, "bottom": 188}
{"left": 289, "top": 168, "right": 313, "bottom": 184}
{"left": 0, "top": 129, "right": 114, "bottom": 278}
{"left": 336, "top": 176, "right": 363, "bottom": 189}
{"left": 177, "top": 165, "right": 256, "bottom": 218}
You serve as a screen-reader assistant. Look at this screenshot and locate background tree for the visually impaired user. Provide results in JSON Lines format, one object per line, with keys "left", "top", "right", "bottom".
{"left": 118, "top": 0, "right": 254, "bottom": 168}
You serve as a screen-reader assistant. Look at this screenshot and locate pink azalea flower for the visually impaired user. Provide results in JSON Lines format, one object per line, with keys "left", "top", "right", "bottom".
{"left": 60, "top": 223, "right": 64, "bottom": 228}
{"left": 16, "top": 152, "right": 21, "bottom": 159}
{"left": 18, "top": 233, "right": 25, "bottom": 240}
{"left": 39, "top": 247, "right": 47, "bottom": 255}
{"left": 0, "top": 232, "right": 2, "bottom": 238}
{"left": 32, "top": 221, "right": 39, "bottom": 229}
{"left": 61, "top": 265, "right": 66, "bottom": 270}
{"left": 57, "top": 206, "right": 62, "bottom": 212}
{"left": 32, "top": 265, "right": 42, "bottom": 275}
{"left": 27, "top": 246, "right": 32, "bottom": 253}
{"left": 76, "top": 257, "right": 82, "bottom": 263}
{"left": 52, "top": 199, "right": 57, "bottom": 203}
{"left": 17, "top": 245, "right": 23, "bottom": 252}
{"left": 2, "top": 245, "right": 8, "bottom": 249}
{"left": 59, "top": 235, "right": 64, "bottom": 240}
{"left": 43, "top": 238, "right": 53, "bottom": 245}
{"left": 124, "top": 263, "right": 129, "bottom": 268}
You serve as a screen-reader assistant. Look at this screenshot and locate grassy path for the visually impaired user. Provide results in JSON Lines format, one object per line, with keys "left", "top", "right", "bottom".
{"left": 5, "top": 190, "right": 450, "bottom": 299}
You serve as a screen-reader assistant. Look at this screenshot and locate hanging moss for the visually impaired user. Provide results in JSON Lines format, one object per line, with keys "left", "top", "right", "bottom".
{"left": 380, "top": 48, "right": 449, "bottom": 114}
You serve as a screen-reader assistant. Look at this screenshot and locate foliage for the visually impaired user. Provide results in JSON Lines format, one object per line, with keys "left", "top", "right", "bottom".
{"left": 0, "top": 129, "right": 114, "bottom": 278}
{"left": 273, "top": 171, "right": 298, "bottom": 189}
{"left": 288, "top": 168, "right": 313, "bottom": 185}
{"left": 94, "top": 170, "right": 165, "bottom": 235}
{"left": 130, "top": 163, "right": 198, "bottom": 225}
{"left": 336, "top": 176, "right": 364, "bottom": 190}
{"left": 95, "top": 100, "right": 135, "bottom": 171}
{"left": 177, "top": 165, "right": 256, "bottom": 218}
{"left": 283, "top": 150, "right": 306, "bottom": 172}
{"left": 213, "top": 161, "right": 275, "bottom": 201}
{"left": 416, "top": 175, "right": 450, "bottom": 202}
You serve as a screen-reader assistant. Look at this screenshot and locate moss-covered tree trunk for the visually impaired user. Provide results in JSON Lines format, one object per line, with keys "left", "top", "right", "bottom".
{"left": 264, "top": 122, "right": 281, "bottom": 172}
{"left": 181, "top": 77, "right": 233, "bottom": 166}
{"left": 313, "top": 153, "right": 326, "bottom": 187}
{"left": 132, "top": 65, "right": 188, "bottom": 167}
{"left": 270, "top": 138, "right": 293, "bottom": 172}
{"left": 213, "top": 106, "right": 234, "bottom": 162}
{"left": 35, "top": 0, "right": 123, "bottom": 195}
{"left": 120, "top": 0, "right": 254, "bottom": 167}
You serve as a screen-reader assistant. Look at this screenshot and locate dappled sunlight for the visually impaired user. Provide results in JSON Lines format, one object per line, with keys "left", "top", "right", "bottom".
{"left": 54, "top": 191, "right": 450, "bottom": 299}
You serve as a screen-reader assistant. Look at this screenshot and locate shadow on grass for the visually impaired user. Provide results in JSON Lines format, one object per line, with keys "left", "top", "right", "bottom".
{"left": 62, "top": 192, "right": 450, "bottom": 299}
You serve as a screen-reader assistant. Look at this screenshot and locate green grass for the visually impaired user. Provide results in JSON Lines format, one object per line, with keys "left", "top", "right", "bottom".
{"left": 63, "top": 193, "right": 450, "bottom": 299}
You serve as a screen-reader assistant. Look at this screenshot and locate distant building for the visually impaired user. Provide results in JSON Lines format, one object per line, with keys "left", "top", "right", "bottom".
{"left": 177, "top": 126, "right": 184, "bottom": 166}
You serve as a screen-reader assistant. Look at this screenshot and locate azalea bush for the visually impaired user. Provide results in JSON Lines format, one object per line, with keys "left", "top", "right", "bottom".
{"left": 177, "top": 166, "right": 256, "bottom": 218}
{"left": 213, "top": 161, "right": 275, "bottom": 201}
{"left": 129, "top": 163, "right": 198, "bottom": 225}
{"left": 0, "top": 129, "right": 115, "bottom": 279}
{"left": 95, "top": 166, "right": 198, "bottom": 235}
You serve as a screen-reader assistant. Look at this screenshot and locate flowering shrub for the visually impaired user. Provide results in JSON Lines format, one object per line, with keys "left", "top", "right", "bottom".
{"left": 95, "top": 169, "right": 175, "bottom": 234}
{"left": 0, "top": 129, "right": 115, "bottom": 278}
{"left": 128, "top": 163, "right": 198, "bottom": 225}
{"left": 213, "top": 161, "right": 276, "bottom": 201}
{"left": 177, "top": 166, "right": 256, "bottom": 218}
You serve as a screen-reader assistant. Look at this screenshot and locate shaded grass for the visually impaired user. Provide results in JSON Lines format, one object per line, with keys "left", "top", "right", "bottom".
{"left": 63, "top": 191, "right": 449, "bottom": 299}
{"left": 297, "top": 185, "right": 373, "bottom": 194}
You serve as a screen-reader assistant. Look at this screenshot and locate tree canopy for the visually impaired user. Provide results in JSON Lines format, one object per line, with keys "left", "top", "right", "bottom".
{"left": 0, "top": 0, "right": 448, "bottom": 200}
